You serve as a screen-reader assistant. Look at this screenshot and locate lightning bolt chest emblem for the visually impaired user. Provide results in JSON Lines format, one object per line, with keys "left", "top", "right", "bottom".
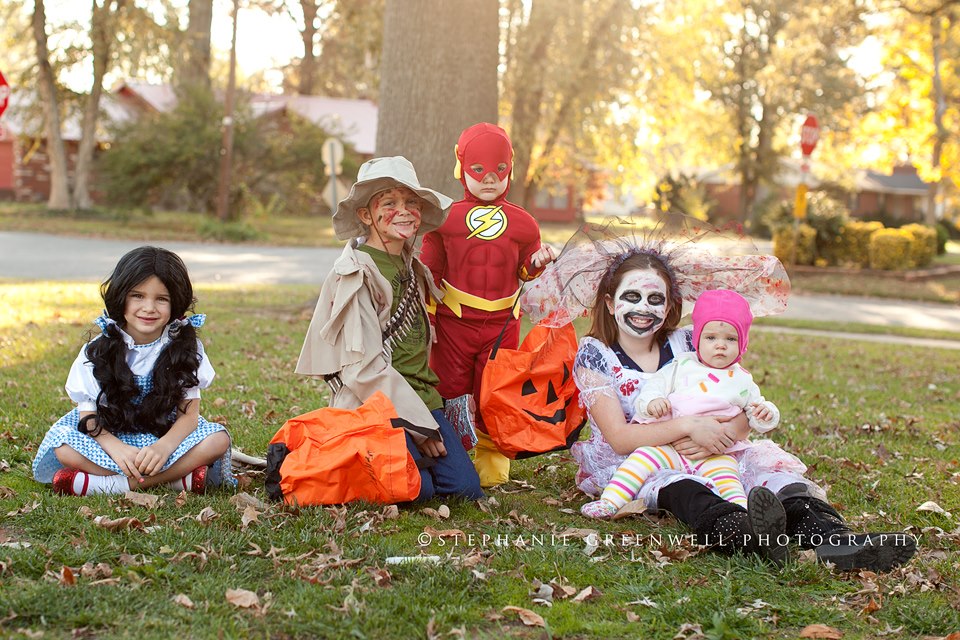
{"left": 465, "top": 205, "right": 507, "bottom": 240}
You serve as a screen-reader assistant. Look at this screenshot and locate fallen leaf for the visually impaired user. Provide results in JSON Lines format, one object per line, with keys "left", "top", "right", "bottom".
{"left": 612, "top": 500, "right": 649, "bottom": 520}
{"left": 367, "top": 567, "right": 392, "bottom": 588}
{"left": 241, "top": 505, "right": 260, "bottom": 528}
{"left": 423, "top": 526, "right": 465, "bottom": 540}
{"left": 799, "top": 624, "right": 843, "bottom": 639}
{"left": 79, "top": 562, "right": 112, "bottom": 580}
{"left": 860, "top": 596, "right": 881, "bottom": 615}
{"left": 382, "top": 505, "right": 400, "bottom": 520}
{"left": 60, "top": 565, "right": 76, "bottom": 586}
{"left": 501, "top": 606, "right": 546, "bottom": 628}
{"left": 437, "top": 505, "right": 450, "bottom": 519}
{"left": 94, "top": 516, "right": 146, "bottom": 532}
{"left": 626, "top": 611, "right": 640, "bottom": 622}
{"left": 229, "top": 492, "right": 266, "bottom": 511}
{"left": 226, "top": 588, "right": 260, "bottom": 608}
{"left": 196, "top": 506, "right": 219, "bottom": 524}
{"left": 572, "top": 586, "right": 602, "bottom": 603}
{"left": 213, "top": 397, "right": 227, "bottom": 408}
{"left": 123, "top": 492, "right": 159, "bottom": 508}
{"left": 172, "top": 594, "right": 194, "bottom": 609}
{"left": 916, "top": 501, "right": 952, "bottom": 518}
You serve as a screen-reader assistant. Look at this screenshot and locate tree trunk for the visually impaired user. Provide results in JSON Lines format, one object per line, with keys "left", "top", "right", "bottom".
{"left": 507, "top": 0, "right": 557, "bottom": 208}
{"left": 376, "top": 0, "right": 498, "bottom": 199}
{"left": 179, "top": 0, "right": 213, "bottom": 89}
{"left": 521, "top": 0, "right": 620, "bottom": 209}
{"left": 75, "top": 0, "right": 123, "bottom": 210}
{"left": 927, "top": 12, "right": 947, "bottom": 226}
{"left": 32, "top": 0, "right": 72, "bottom": 210}
{"left": 298, "top": 0, "right": 319, "bottom": 94}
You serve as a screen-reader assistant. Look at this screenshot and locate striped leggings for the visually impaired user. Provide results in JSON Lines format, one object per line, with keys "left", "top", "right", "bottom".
{"left": 601, "top": 445, "right": 746, "bottom": 508}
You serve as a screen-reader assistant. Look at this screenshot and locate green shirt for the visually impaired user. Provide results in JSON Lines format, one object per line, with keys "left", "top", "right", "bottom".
{"left": 358, "top": 244, "right": 443, "bottom": 411}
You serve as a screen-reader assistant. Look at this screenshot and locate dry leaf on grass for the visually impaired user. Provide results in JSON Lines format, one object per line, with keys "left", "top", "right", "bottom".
{"left": 367, "top": 567, "right": 392, "bottom": 588}
{"left": 572, "top": 586, "right": 602, "bottom": 603}
{"left": 229, "top": 492, "right": 266, "bottom": 511}
{"left": 79, "top": 563, "right": 112, "bottom": 580}
{"left": 860, "top": 596, "right": 881, "bottom": 615}
{"left": 59, "top": 565, "right": 76, "bottom": 586}
{"left": 916, "top": 501, "right": 952, "bottom": 518}
{"left": 123, "top": 492, "right": 159, "bottom": 508}
{"left": 241, "top": 505, "right": 260, "bottom": 528}
{"left": 799, "top": 624, "right": 843, "bottom": 639}
{"left": 226, "top": 588, "right": 260, "bottom": 608}
{"left": 196, "top": 507, "right": 219, "bottom": 524}
{"left": 94, "top": 515, "right": 149, "bottom": 532}
{"left": 172, "top": 594, "right": 194, "bottom": 609}
{"left": 382, "top": 505, "right": 400, "bottom": 520}
{"left": 501, "top": 606, "right": 546, "bottom": 627}
{"left": 423, "top": 526, "right": 465, "bottom": 540}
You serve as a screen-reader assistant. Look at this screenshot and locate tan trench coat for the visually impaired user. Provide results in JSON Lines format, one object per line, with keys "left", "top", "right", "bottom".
{"left": 295, "top": 241, "right": 443, "bottom": 439}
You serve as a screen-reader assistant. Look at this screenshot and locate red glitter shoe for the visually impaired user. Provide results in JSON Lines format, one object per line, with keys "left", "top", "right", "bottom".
{"left": 170, "top": 466, "right": 208, "bottom": 494}
{"left": 52, "top": 468, "right": 83, "bottom": 496}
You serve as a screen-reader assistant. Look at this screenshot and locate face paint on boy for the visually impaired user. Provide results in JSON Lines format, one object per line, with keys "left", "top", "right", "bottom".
{"left": 612, "top": 271, "right": 668, "bottom": 337}
{"left": 366, "top": 188, "right": 423, "bottom": 242}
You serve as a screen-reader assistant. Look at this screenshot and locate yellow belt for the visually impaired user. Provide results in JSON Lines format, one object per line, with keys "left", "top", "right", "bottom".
{"left": 440, "top": 280, "right": 520, "bottom": 318}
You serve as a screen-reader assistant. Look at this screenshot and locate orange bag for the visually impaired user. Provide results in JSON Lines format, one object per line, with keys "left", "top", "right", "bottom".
{"left": 479, "top": 321, "right": 586, "bottom": 459}
{"left": 264, "top": 391, "right": 422, "bottom": 506}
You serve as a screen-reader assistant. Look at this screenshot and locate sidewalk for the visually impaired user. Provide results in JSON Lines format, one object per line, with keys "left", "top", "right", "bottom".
{"left": 2, "top": 230, "right": 958, "bottom": 349}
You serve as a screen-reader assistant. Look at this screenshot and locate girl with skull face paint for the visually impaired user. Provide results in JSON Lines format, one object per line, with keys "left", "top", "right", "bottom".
{"left": 521, "top": 220, "right": 917, "bottom": 571}
{"left": 572, "top": 252, "right": 790, "bottom": 564}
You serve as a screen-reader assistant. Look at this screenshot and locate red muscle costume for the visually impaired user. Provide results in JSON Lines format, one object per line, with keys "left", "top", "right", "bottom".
{"left": 420, "top": 123, "right": 546, "bottom": 436}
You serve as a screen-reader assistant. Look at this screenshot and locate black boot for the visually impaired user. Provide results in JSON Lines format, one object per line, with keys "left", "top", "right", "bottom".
{"left": 782, "top": 496, "right": 916, "bottom": 572}
{"left": 679, "top": 483, "right": 788, "bottom": 566}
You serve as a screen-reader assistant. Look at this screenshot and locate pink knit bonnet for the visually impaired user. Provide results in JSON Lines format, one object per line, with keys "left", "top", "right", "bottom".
{"left": 691, "top": 289, "right": 753, "bottom": 364}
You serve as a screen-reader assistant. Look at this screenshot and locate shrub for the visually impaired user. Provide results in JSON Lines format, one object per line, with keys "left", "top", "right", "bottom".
{"left": 773, "top": 224, "right": 816, "bottom": 265}
{"left": 868, "top": 228, "right": 913, "bottom": 270}
{"left": 804, "top": 192, "right": 849, "bottom": 265}
{"left": 837, "top": 220, "right": 884, "bottom": 267}
{"left": 899, "top": 223, "right": 937, "bottom": 267}
{"left": 651, "top": 174, "right": 711, "bottom": 222}
{"left": 749, "top": 195, "right": 792, "bottom": 239}
{"left": 934, "top": 222, "right": 949, "bottom": 255}
{"left": 99, "top": 85, "right": 358, "bottom": 218}
{"left": 196, "top": 217, "right": 261, "bottom": 243}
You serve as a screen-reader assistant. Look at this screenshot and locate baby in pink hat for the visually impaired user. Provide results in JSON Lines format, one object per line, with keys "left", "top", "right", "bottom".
{"left": 582, "top": 289, "right": 780, "bottom": 519}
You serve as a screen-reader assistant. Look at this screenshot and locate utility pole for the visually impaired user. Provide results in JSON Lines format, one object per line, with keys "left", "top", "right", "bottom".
{"left": 215, "top": 0, "right": 239, "bottom": 222}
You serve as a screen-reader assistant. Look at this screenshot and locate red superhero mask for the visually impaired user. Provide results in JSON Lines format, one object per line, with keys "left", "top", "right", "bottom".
{"left": 454, "top": 123, "right": 513, "bottom": 189}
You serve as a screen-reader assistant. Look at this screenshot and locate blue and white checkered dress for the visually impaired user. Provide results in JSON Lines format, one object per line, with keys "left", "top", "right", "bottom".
{"left": 32, "top": 321, "right": 235, "bottom": 488}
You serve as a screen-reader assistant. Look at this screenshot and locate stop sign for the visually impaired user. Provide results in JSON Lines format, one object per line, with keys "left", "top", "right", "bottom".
{"left": 0, "top": 71, "right": 9, "bottom": 119}
{"left": 800, "top": 114, "right": 819, "bottom": 156}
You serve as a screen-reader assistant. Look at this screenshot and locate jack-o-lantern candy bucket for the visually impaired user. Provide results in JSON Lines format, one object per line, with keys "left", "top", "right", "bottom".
{"left": 479, "top": 321, "right": 586, "bottom": 459}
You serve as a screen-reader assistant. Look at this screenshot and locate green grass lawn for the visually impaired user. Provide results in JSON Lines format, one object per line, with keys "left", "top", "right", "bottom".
{"left": 1, "top": 282, "right": 958, "bottom": 639}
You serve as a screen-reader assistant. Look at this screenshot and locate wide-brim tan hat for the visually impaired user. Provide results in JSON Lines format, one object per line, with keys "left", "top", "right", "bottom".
{"left": 332, "top": 156, "right": 453, "bottom": 240}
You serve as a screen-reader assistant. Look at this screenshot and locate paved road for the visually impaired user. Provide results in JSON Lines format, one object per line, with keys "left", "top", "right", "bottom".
{"left": 0, "top": 231, "right": 338, "bottom": 285}
{"left": 2, "top": 231, "right": 958, "bottom": 337}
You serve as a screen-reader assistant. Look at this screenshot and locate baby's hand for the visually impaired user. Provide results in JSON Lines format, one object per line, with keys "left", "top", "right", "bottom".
{"left": 647, "top": 398, "right": 671, "bottom": 418}
{"left": 749, "top": 403, "right": 773, "bottom": 423}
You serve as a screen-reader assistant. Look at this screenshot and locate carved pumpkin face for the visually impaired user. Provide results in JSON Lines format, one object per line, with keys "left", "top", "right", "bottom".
{"left": 480, "top": 323, "right": 586, "bottom": 459}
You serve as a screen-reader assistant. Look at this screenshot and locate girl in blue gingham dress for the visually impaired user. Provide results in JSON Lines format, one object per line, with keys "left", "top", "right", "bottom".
{"left": 32, "top": 246, "right": 235, "bottom": 496}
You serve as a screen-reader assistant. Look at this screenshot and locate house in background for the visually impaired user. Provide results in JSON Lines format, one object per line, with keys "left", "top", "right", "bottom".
{"left": 0, "top": 82, "right": 378, "bottom": 204}
{"left": 4, "top": 81, "right": 580, "bottom": 221}
{"left": 851, "top": 165, "right": 931, "bottom": 222}
{"left": 0, "top": 89, "right": 128, "bottom": 203}
{"left": 693, "top": 160, "right": 933, "bottom": 224}
{"left": 695, "top": 158, "right": 821, "bottom": 223}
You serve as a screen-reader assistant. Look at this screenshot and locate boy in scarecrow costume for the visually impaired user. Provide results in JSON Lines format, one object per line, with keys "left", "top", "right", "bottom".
{"left": 421, "top": 123, "right": 555, "bottom": 487}
{"left": 295, "top": 156, "right": 483, "bottom": 501}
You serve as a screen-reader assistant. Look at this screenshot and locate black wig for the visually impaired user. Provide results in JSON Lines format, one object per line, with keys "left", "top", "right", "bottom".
{"left": 85, "top": 247, "right": 200, "bottom": 437}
